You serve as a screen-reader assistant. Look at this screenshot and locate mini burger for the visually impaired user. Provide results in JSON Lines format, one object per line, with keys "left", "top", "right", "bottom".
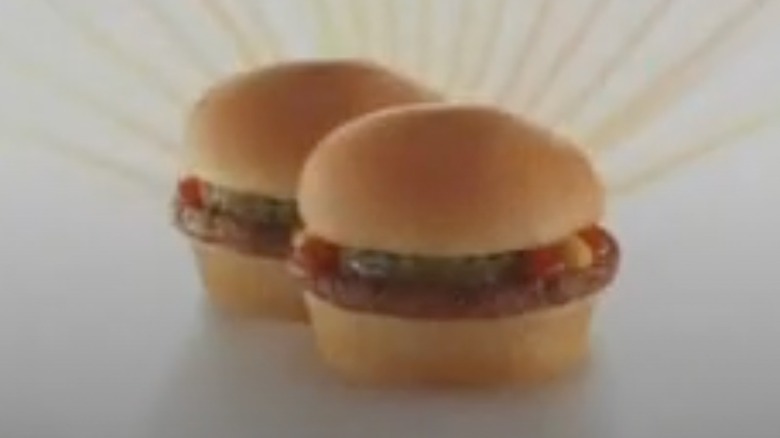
{"left": 292, "top": 104, "right": 620, "bottom": 384}
{"left": 173, "top": 60, "right": 437, "bottom": 320}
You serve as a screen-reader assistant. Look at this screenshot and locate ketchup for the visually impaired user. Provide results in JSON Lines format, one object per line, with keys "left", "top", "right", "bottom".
{"left": 579, "top": 225, "right": 614, "bottom": 258}
{"left": 292, "top": 235, "right": 341, "bottom": 276}
{"left": 294, "top": 226, "right": 617, "bottom": 283}
{"left": 527, "top": 246, "right": 567, "bottom": 278}
{"left": 178, "top": 176, "right": 204, "bottom": 209}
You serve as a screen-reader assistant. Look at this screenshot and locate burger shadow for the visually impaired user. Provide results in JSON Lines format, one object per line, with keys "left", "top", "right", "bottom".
{"left": 146, "top": 305, "right": 617, "bottom": 438}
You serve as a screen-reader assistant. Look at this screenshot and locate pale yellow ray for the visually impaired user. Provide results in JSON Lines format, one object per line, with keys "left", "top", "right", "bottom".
{"left": 196, "top": 0, "right": 263, "bottom": 67}
{"left": 584, "top": 0, "right": 770, "bottom": 153}
{"left": 416, "top": 0, "right": 436, "bottom": 82}
{"left": 137, "top": 0, "right": 221, "bottom": 80}
{"left": 330, "top": 0, "right": 357, "bottom": 57}
{"left": 611, "top": 106, "right": 780, "bottom": 196}
{"left": 41, "top": 0, "right": 188, "bottom": 106}
{"left": 378, "top": 0, "right": 398, "bottom": 64}
{"left": 240, "top": 0, "right": 284, "bottom": 61}
{"left": 307, "top": 0, "right": 340, "bottom": 56}
{"left": 459, "top": 0, "right": 508, "bottom": 97}
{"left": 355, "top": 0, "right": 379, "bottom": 59}
{"left": 347, "top": 0, "right": 368, "bottom": 56}
{"left": 524, "top": 0, "right": 612, "bottom": 111}
{"left": 1, "top": 123, "right": 167, "bottom": 195}
{"left": 443, "top": 0, "right": 479, "bottom": 91}
{"left": 495, "top": 0, "right": 556, "bottom": 105}
{"left": 0, "top": 44, "right": 178, "bottom": 156}
{"left": 550, "top": 0, "right": 673, "bottom": 126}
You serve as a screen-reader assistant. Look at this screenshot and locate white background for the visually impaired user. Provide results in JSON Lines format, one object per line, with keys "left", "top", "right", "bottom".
{"left": 1, "top": 1, "right": 780, "bottom": 437}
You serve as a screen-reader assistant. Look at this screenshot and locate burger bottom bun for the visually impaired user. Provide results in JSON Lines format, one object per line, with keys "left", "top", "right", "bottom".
{"left": 305, "top": 293, "right": 596, "bottom": 387}
{"left": 193, "top": 242, "right": 307, "bottom": 321}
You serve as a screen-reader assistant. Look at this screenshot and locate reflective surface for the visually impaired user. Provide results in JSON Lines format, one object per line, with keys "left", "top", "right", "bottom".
{"left": 2, "top": 134, "right": 780, "bottom": 437}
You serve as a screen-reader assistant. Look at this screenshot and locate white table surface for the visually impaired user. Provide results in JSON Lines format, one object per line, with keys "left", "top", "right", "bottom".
{"left": 2, "top": 128, "right": 780, "bottom": 438}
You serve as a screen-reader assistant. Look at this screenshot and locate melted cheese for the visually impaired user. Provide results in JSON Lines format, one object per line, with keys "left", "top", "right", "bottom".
{"left": 561, "top": 236, "right": 593, "bottom": 269}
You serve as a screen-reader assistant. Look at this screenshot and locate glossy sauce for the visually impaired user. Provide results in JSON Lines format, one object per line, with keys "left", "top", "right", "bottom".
{"left": 172, "top": 177, "right": 298, "bottom": 259}
{"left": 291, "top": 226, "right": 620, "bottom": 318}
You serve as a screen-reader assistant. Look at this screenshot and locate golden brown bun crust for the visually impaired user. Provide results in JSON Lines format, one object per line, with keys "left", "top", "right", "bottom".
{"left": 306, "top": 293, "right": 595, "bottom": 387}
{"left": 299, "top": 104, "right": 605, "bottom": 255}
{"left": 193, "top": 242, "right": 307, "bottom": 321}
{"left": 186, "top": 60, "right": 438, "bottom": 198}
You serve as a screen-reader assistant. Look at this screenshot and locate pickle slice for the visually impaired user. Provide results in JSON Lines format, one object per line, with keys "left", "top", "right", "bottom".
{"left": 341, "top": 250, "right": 516, "bottom": 285}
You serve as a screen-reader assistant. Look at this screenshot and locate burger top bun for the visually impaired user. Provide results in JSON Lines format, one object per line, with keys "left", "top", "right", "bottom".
{"left": 185, "top": 60, "right": 438, "bottom": 199}
{"left": 299, "top": 103, "right": 605, "bottom": 256}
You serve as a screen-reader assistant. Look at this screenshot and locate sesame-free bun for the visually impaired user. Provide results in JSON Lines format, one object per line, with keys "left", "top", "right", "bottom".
{"left": 185, "top": 60, "right": 438, "bottom": 199}
{"left": 306, "top": 293, "right": 595, "bottom": 386}
{"left": 299, "top": 104, "right": 605, "bottom": 255}
{"left": 193, "top": 242, "right": 307, "bottom": 320}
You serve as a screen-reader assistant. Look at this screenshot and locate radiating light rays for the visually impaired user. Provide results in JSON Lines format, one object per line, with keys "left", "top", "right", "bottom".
{"left": 239, "top": 1, "right": 284, "bottom": 61}
{"left": 344, "top": 0, "right": 371, "bottom": 56}
{"left": 494, "top": 0, "right": 556, "bottom": 105}
{"left": 349, "top": 0, "right": 375, "bottom": 58}
{"left": 3, "top": 0, "right": 778, "bottom": 204}
{"left": 457, "top": 0, "right": 508, "bottom": 99}
{"left": 442, "top": 0, "right": 478, "bottom": 91}
{"left": 40, "top": 0, "right": 188, "bottom": 107}
{"left": 0, "top": 120, "right": 167, "bottom": 196}
{"left": 415, "top": 0, "right": 436, "bottom": 82}
{"left": 307, "top": 0, "right": 341, "bottom": 57}
{"left": 380, "top": 0, "right": 399, "bottom": 67}
{"left": 196, "top": 0, "right": 263, "bottom": 68}
{"left": 549, "top": 0, "right": 674, "bottom": 127}
{"left": 137, "top": 0, "right": 221, "bottom": 81}
{"left": 354, "top": 0, "right": 398, "bottom": 66}
{"left": 350, "top": 0, "right": 399, "bottom": 65}
{"left": 611, "top": 104, "right": 780, "bottom": 196}
{"left": 523, "top": 0, "right": 612, "bottom": 112}
{"left": 0, "top": 42, "right": 178, "bottom": 156}
{"left": 584, "top": 0, "right": 771, "bottom": 153}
